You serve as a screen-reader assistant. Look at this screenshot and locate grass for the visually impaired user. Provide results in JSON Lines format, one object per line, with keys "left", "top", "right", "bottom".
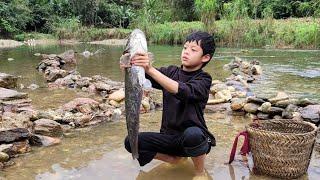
{"left": 10, "top": 18, "right": 320, "bottom": 49}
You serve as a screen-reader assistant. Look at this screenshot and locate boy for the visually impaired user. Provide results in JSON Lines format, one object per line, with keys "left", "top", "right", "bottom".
{"left": 122, "top": 31, "right": 216, "bottom": 176}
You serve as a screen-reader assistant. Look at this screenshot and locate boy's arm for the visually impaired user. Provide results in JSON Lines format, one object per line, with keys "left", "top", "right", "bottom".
{"left": 146, "top": 67, "right": 178, "bottom": 94}
{"left": 132, "top": 52, "right": 178, "bottom": 94}
{"left": 132, "top": 52, "right": 212, "bottom": 100}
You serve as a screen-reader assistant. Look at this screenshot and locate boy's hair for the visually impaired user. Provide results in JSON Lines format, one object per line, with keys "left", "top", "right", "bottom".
{"left": 185, "top": 31, "right": 215, "bottom": 68}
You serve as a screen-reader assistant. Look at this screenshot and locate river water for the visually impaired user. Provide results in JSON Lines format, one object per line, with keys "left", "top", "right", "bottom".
{"left": 0, "top": 44, "right": 319, "bottom": 180}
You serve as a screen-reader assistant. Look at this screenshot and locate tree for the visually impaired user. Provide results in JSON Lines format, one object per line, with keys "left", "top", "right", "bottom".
{"left": 195, "top": 0, "right": 219, "bottom": 28}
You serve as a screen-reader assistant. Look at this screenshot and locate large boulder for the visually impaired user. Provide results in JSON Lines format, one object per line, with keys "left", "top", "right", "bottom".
{"left": 29, "top": 134, "right": 61, "bottom": 147}
{"left": 57, "top": 50, "right": 76, "bottom": 64}
{"left": 108, "top": 89, "right": 125, "bottom": 102}
{"left": 243, "top": 103, "right": 259, "bottom": 114}
{"left": 1, "top": 112, "right": 33, "bottom": 131}
{"left": 44, "top": 67, "right": 68, "bottom": 82}
{"left": 0, "top": 88, "right": 27, "bottom": 101}
{"left": 205, "top": 103, "right": 231, "bottom": 113}
{"left": 34, "top": 119, "right": 63, "bottom": 137}
{"left": 0, "top": 128, "right": 30, "bottom": 144}
{"left": 299, "top": 105, "right": 320, "bottom": 124}
{"left": 0, "top": 73, "right": 17, "bottom": 88}
{"left": 215, "top": 90, "right": 232, "bottom": 101}
{"left": 230, "top": 98, "right": 245, "bottom": 111}
{"left": 62, "top": 98, "right": 99, "bottom": 112}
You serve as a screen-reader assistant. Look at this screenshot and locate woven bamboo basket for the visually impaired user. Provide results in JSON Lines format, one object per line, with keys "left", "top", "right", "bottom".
{"left": 246, "top": 119, "right": 318, "bottom": 179}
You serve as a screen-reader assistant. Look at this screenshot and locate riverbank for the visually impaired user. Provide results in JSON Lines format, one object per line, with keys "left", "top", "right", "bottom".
{"left": 1, "top": 18, "right": 319, "bottom": 49}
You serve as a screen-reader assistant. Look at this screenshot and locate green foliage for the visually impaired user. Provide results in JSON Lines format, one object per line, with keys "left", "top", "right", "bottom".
{"left": 169, "top": 0, "right": 197, "bottom": 21}
{"left": 131, "top": 0, "right": 172, "bottom": 31}
{"left": 215, "top": 18, "right": 320, "bottom": 48}
{"left": 97, "top": 1, "right": 135, "bottom": 28}
{"left": 0, "top": 0, "right": 31, "bottom": 36}
{"left": 146, "top": 21, "right": 205, "bottom": 44}
{"left": 194, "top": 0, "right": 218, "bottom": 26}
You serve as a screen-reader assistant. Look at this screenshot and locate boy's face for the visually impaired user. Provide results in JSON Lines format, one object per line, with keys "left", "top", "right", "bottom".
{"left": 181, "top": 41, "right": 210, "bottom": 71}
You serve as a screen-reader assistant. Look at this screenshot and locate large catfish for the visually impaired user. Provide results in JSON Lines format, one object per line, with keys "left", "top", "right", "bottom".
{"left": 120, "top": 29, "right": 151, "bottom": 159}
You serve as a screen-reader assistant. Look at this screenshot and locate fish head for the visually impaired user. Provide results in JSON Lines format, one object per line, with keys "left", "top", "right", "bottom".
{"left": 124, "top": 29, "right": 148, "bottom": 59}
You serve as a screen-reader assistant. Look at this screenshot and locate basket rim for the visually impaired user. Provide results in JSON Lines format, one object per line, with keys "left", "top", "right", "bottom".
{"left": 246, "top": 119, "right": 319, "bottom": 136}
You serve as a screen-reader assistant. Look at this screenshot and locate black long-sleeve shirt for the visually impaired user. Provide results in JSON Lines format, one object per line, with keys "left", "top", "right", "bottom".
{"left": 146, "top": 65, "right": 216, "bottom": 146}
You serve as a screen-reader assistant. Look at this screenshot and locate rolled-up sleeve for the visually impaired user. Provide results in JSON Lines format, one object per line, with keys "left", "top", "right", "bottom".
{"left": 174, "top": 73, "right": 212, "bottom": 102}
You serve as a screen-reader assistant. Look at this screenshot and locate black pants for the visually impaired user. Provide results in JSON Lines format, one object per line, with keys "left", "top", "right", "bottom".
{"left": 124, "top": 126, "right": 211, "bottom": 166}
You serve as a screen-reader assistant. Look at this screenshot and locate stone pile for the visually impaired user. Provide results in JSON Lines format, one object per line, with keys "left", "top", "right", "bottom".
{"left": 206, "top": 57, "right": 320, "bottom": 126}
{"left": 223, "top": 56, "right": 262, "bottom": 83}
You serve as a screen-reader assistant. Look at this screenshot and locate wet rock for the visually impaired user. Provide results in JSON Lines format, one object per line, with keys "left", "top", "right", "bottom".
{"left": 210, "top": 84, "right": 228, "bottom": 94}
{"left": 37, "top": 110, "right": 62, "bottom": 121}
{"left": 258, "top": 102, "right": 272, "bottom": 113}
{"left": 1, "top": 112, "right": 33, "bottom": 131}
{"left": 10, "top": 140, "right": 31, "bottom": 155}
{"left": 0, "top": 73, "right": 18, "bottom": 88}
{"left": 61, "top": 124, "right": 73, "bottom": 133}
{"left": 62, "top": 98, "right": 99, "bottom": 112}
{"left": 215, "top": 90, "right": 232, "bottom": 101}
{"left": 0, "top": 144, "right": 13, "bottom": 153}
{"left": 0, "top": 88, "right": 28, "bottom": 101}
{"left": 108, "top": 88, "right": 125, "bottom": 102}
{"left": 73, "top": 113, "right": 92, "bottom": 127}
{"left": 251, "top": 65, "right": 262, "bottom": 75}
{"left": 243, "top": 103, "right": 259, "bottom": 114}
{"left": 29, "top": 134, "right": 61, "bottom": 147}
{"left": 76, "top": 77, "right": 91, "bottom": 88}
{"left": 2, "top": 99, "right": 32, "bottom": 108}
{"left": 54, "top": 77, "right": 75, "bottom": 87}
{"left": 267, "top": 107, "right": 284, "bottom": 116}
{"left": 109, "top": 100, "right": 121, "bottom": 108}
{"left": 0, "top": 152, "right": 9, "bottom": 162}
{"left": 44, "top": 67, "right": 68, "bottom": 82}
{"left": 94, "top": 82, "right": 111, "bottom": 92}
{"left": 269, "top": 92, "right": 289, "bottom": 103}
{"left": 98, "top": 103, "right": 113, "bottom": 111}
{"left": 34, "top": 119, "right": 63, "bottom": 137}
{"left": 282, "top": 104, "right": 298, "bottom": 119}
{"left": 246, "top": 97, "right": 266, "bottom": 105}
{"left": 205, "top": 103, "right": 231, "bottom": 113}
{"left": 34, "top": 53, "right": 41, "bottom": 56}
{"left": 0, "top": 128, "right": 30, "bottom": 143}
{"left": 227, "top": 86, "right": 236, "bottom": 92}
{"left": 7, "top": 58, "right": 14, "bottom": 61}
{"left": 207, "top": 98, "right": 227, "bottom": 105}
{"left": 296, "top": 98, "right": 315, "bottom": 107}
{"left": 77, "top": 104, "right": 94, "bottom": 114}
{"left": 88, "top": 84, "right": 97, "bottom": 94}
{"left": 257, "top": 112, "right": 270, "bottom": 120}
{"left": 299, "top": 105, "right": 320, "bottom": 124}
{"left": 274, "top": 99, "right": 299, "bottom": 108}
{"left": 230, "top": 98, "right": 245, "bottom": 111}
{"left": 57, "top": 50, "right": 76, "bottom": 64}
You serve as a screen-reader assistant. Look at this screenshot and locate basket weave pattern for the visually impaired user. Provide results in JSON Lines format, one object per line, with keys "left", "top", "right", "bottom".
{"left": 246, "top": 120, "right": 318, "bottom": 179}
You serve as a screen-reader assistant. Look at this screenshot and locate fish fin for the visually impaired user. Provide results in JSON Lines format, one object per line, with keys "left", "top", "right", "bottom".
{"left": 142, "top": 79, "right": 152, "bottom": 89}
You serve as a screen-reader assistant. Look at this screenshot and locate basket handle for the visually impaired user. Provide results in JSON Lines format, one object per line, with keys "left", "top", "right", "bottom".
{"left": 228, "top": 131, "right": 250, "bottom": 164}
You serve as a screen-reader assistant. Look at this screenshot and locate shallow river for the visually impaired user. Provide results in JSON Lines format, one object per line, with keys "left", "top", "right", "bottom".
{"left": 0, "top": 44, "right": 319, "bottom": 180}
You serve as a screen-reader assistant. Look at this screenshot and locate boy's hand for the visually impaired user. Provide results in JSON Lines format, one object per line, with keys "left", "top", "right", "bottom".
{"left": 131, "top": 52, "right": 154, "bottom": 72}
